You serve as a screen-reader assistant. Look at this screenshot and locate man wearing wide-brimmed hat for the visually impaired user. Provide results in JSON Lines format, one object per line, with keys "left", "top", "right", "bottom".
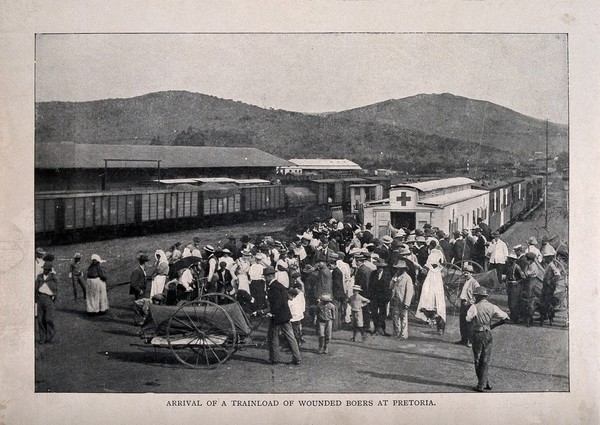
{"left": 369, "top": 258, "right": 392, "bottom": 336}
{"left": 262, "top": 266, "right": 301, "bottom": 365}
{"left": 465, "top": 286, "right": 509, "bottom": 392}
{"left": 36, "top": 260, "right": 58, "bottom": 344}
{"left": 456, "top": 264, "right": 480, "bottom": 346}
{"left": 525, "top": 236, "right": 543, "bottom": 263}
{"left": 354, "top": 253, "right": 373, "bottom": 335}
{"left": 487, "top": 231, "right": 508, "bottom": 284}
{"left": 69, "top": 252, "right": 87, "bottom": 301}
{"left": 389, "top": 260, "right": 414, "bottom": 339}
{"left": 35, "top": 247, "right": 46, "bottom": 278}
{"left": 130, "top": 253, "right": 150, "bottom": 300}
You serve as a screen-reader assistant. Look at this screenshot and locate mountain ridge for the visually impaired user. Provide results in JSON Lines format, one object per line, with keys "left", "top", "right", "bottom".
{"left": 35, "top": 90, "right": 568, "bottom": 173}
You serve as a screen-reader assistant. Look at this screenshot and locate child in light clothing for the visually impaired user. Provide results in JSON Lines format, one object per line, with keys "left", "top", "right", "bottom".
{"left": 316, "top": 294, "right": 336, "bottom": 354}
{"left": 348, "top": 285, "right": 370, "bottom": 342}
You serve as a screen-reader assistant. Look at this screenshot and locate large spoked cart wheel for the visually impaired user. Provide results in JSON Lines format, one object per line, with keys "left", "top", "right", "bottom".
{"left": 166, "top": 299, "right": 237, "bottom": 369}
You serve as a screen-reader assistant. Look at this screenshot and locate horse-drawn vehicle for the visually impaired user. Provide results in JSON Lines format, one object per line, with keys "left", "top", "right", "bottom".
{"left": 137, "top": 257, "right": 259, "bottom": 369}
{"left": 140, "top": 293, "right": 252, "bottom": 368}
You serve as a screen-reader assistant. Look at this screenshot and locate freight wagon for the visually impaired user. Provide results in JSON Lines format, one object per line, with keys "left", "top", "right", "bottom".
{"left": 35, "top": 184, "right": 286, "bottom": 243}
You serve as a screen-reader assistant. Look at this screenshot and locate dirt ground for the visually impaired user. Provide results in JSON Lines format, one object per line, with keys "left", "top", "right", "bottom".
{"left": 35, "top": 175, "right": 569, "bottom": 393}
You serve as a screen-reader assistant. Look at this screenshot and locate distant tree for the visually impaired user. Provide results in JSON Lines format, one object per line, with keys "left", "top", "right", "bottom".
{"left": 150, "top": 135, "right": 162, "bottom": 145}
{"left": 173, "top": 127, "right": 207, "bottom": 146}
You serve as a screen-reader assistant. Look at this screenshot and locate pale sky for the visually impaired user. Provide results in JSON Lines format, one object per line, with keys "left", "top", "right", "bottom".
{"left": 35, "top": 33, "right": 568, "bottom": 124}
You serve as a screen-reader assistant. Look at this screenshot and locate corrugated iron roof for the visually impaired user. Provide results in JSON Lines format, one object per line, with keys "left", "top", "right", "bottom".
{"left": 35, "top": 142, "right": 291, "bottom": 169}
{"left": 393, "top": 177, "right": 475, "bottom": 192}
{"left": 419, "top": 189, "right": 489, "bottom": 207}
{"left": 288, "top": 158, "right": 362, "bottom": 170}
{"left": 472, "top": 180, "right": 511, "bottom": 190}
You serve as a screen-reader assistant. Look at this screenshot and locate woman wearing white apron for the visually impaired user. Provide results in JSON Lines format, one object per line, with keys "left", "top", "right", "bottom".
{"left": 150, "top": 250, "right": 169, "bottom": 297}
{"left": 415, "top": 239, "right": 446, "bottom": 325}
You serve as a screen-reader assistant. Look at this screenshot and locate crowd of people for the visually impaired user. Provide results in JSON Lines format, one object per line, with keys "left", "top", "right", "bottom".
{"left": 35, "top": 216, "right": 564, "bottom": 391}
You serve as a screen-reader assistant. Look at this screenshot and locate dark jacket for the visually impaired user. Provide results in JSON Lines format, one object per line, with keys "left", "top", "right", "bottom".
{"left": 355, "top": 264, "right": 372, "bottom": 296}
{"left": 129, "top": 266, "right": 147, "bottom": 295}
{"left": 315, "top": 265, "right": 333, "bottom": 299}
{"left": 439, "top": 239, "right": 454, "bottom": 263}
{"left": 331, "top": 266, "right": 346, "bottom": 301}
{"left": 453, "top": 238, "right": 471, "bottom": 263}
{"left": 374, "top": 246, "right": 390, "bottom": 263}
{"left": 267, "top": 279, "right": 293, "bottom": 325}
{"left": 35, "top": 272, "right": 59, "bottom": 298}
{"left": 369, "top": 268, "right": 392, "bottom": 303}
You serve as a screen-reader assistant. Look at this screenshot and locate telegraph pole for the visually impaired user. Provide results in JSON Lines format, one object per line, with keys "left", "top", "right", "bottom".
{"left": 545, "top": 119, "right": 549, "bottom": 229}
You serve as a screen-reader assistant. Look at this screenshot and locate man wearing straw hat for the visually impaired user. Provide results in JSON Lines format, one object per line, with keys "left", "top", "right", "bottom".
{"left": 466, "top": 286, "right": 509, "bottom": 392}
{"left": 389, "top": 260, "right": 414, "bottom": 340}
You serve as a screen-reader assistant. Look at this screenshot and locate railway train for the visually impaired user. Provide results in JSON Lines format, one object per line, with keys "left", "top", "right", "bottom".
{"left": 362, "top": 175, "right": 544, "bottom": 238}
{"left": 35, "top": 176, "right": 391, "bottom": 244}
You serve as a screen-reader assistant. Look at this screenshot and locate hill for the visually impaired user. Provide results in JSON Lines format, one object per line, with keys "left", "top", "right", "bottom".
{"left": 334, "top": 93, "right": 568, "bottom": 154}
{"left": 35, "top": 91, "right": 566, "bottom": 173}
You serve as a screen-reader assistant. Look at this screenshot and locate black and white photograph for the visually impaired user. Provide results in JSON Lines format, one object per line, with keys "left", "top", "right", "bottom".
{"left": 33, "top": 32, "right": 569, "bottom": 393}
{"left": 1, "top": 2, "right": 599, "bottom": 424}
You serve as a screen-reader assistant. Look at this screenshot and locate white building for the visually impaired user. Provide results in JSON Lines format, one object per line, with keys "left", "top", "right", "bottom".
{"left": 282, "top": 158, "right": 363, "bottom": 174}
{"left": 361, "top": 177, "right": 489, "bottom": 237}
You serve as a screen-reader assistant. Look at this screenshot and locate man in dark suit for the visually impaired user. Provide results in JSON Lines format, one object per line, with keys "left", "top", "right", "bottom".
{"left": 361, "top": 223, "right": 374, "bottom": 245}
{"left": 369, "top": 259, "right": 392, "bottom": 336}
{"left": 36, "top": 261, "right": 59, "bottom": 344}
{"left": 354, "top": 254, "right": 373, "bottom": 334}
{"left": 263, "top": 267, "right": 301, "bottom": 365}
{"left": 330, "top": 256, "right": 346, "bottom": 331}
{"left": 453, "top": 230, "right": 472, "bottom": 264}
{"left": 130, "top": 253, "right": 150, "bottom": 300}
{"left": 438, "top": 231, "right": 454, "bottom": 264}
{"left": 477, "top": 218, "right": 492, "bottom": 241}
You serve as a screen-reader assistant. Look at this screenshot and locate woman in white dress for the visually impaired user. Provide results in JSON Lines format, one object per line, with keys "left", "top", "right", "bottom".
{"left": 415, "top": 239, "right": 446, "bottom": 324}
{"left": 150, "top": 250, "right": 169, "bottom": 297}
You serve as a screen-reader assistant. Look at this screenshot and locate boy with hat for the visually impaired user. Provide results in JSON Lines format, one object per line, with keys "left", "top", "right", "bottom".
{"left": 70, "top": 252, "right": 86, "bottom": 300}
{"left": 389, "top": 260, "right": 414, "bottom": 339}
{"left": 348, "top": 285, "right": 370, "bottom": 342}
{"left": 315, "top": 294, "right": 336, "bottom": 354}
{"left": 466, "top": 286, "right": 509, "bottom": 392}
{"left": 36, "top": 261, "right": 58, "bottom": 344}
{"left": 456, "top": 264, "right": 480, "bottom": 346}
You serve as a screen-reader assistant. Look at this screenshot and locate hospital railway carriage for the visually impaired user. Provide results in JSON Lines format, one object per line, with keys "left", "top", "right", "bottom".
{"left": 361, "top": 176, "right": 544, "bottom": 238}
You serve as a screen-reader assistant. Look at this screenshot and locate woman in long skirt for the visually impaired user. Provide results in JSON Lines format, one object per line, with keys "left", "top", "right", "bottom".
{"left": 415, "top": 240, "right": 446, "bottom": 324}
{"left": 150, "top": 250, "right": 169, "bottom": 297}
{"left": 86, "top": 254, "right": 109, "bottom": 314}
